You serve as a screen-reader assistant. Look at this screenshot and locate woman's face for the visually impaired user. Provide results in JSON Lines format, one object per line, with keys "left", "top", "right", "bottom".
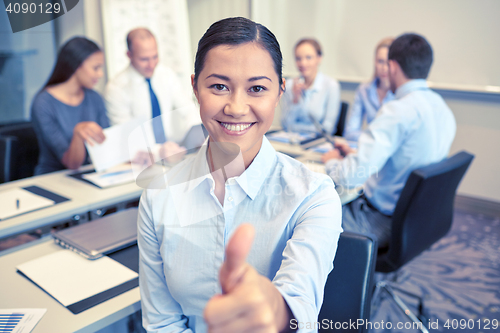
{"left": 192, "top": 42, "right": 283, "bottom": 164}
{"left": 295, "top": 42, "right": 321, "bottom": 80}
{"left": 375, "top": 46, "right": 389, "bottom": 86}
{"left": 75, "top": 51, "right": 105, "bottom": 89}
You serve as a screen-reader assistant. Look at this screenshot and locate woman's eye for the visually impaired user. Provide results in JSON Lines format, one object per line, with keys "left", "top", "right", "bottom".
{"left": 249, "top": 86, "right": 265, "bottom": 93}
{"left": 213, "top": 84, "right": 227, "bottom": 91}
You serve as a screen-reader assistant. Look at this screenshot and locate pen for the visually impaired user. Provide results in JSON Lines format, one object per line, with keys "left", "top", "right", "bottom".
{"left": 16, "top": 199, "right": 19, "bottom": 209}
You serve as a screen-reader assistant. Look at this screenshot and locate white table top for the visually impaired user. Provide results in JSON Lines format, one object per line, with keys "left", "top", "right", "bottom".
{"left": 0, "top": 237, "right": 141, "bottom": 333}
{"left": 0, "top": 166, "right": 143, "bottom": 239}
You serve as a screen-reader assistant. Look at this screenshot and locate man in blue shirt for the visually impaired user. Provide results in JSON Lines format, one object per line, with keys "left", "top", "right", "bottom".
{"left": 322, "top": 33, "right": 456, "bottom": 247}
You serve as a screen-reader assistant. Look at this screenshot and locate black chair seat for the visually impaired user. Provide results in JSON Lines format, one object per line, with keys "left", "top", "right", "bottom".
{"left": 319, "top": 231, "right": 377, "bottom": 332}
{"left": 373, "top": 151, "right": 474, "bottom": 332}
{"left": 0, "top": 122, "right": 39, "bottom": 183}
{"left": 376, "top": 151, "right": 474, "bottom": 273}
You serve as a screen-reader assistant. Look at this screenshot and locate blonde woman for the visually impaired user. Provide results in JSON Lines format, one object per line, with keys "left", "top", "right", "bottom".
{"left": 343, "top": 37, "right": 395, "bottom": 141}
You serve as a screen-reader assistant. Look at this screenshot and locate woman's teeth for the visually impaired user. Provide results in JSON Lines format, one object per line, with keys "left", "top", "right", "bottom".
{"left": 221, "top": 123, "right": 252, "bottom": 132}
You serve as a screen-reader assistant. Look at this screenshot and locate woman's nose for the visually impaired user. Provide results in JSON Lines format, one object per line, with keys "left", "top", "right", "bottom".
{"left": 224, "top": 91, "right": 249, "bottom": 118}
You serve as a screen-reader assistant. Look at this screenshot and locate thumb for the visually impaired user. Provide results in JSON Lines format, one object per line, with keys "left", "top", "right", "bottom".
{"left": 220, "top": 223, "right": 255, "bottom": 294}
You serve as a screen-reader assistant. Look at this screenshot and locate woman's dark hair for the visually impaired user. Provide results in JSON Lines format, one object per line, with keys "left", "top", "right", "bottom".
{"left": 295, "top": 38, "right": 322, "bottom": 56}
{"left": 194, "top": 17, "right": 283, "bottom": 90}
{"left": 388, "top": 33, "right": 433, "bottom": 79}
{"left": 44, "top": 37, "right": 101, "bottom": 88}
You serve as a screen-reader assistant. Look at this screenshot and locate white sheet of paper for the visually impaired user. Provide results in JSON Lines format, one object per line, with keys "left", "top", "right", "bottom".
{"left": 17, "top": 250, "right": 138, "bottom": 307}
{"left": 0, "top": 188, "right": 55, "bottom": 220}
{"left": 82, "top": 163, "right": 134, "bottom": 188}
{"left": 86, "top": 117, "right": 147, "bottom": 172}
{"left": 0, "top": 308, "right": 47, "bottom": 333}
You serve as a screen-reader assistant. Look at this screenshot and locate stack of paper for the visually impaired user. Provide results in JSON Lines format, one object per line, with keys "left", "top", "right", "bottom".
{"left": 0, "top": 309, "right": 46, "bottom": 333}
{"left": 0, "top": 188, "right": 55, "bottom": 220}
{"left": 17, "top": 250, "right": 138, "bottom": 308}
{"left": 81, "top": 163, "right": 134, "bottom": 188}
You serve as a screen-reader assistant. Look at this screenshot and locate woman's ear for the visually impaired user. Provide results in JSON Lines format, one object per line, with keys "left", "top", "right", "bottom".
{"left": 275, "top": 78, "right": 286, "bottom": 107}
{"left": 191, "top": 74, "right": 200, "bottom": 103}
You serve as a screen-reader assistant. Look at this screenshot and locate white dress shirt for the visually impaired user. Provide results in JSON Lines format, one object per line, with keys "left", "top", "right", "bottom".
{"left": 343, "top": 78, "right": 395, "bottom": 141}
{"left": 281, "top": 72, "right": 341, "bottom": 135}
{"left": 138, "top": 136, "right": 343, "bottom": 332}
{"left": 326, "top": 79, "right": 456, "bottom": 215}
{"left": 105, "top": 64, "right": 200, "bottom": 143}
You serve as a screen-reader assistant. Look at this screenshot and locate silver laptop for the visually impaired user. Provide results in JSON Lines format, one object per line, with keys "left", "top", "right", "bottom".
{"left": 53, "top": 208, "right": 138, "bottom": 260}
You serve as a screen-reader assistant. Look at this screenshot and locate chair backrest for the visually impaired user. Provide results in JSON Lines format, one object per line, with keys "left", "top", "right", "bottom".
{"left": 376, "top": 151, "right": 474, "bottom": 273}
{"left": 0, "top": 122, "right": 39, "bottom": 183}
{"left": 318, "top": 232, "right": 377, "bottom": 332}
{"left": 334, "top": 101, "right": 349, "bottom": 137}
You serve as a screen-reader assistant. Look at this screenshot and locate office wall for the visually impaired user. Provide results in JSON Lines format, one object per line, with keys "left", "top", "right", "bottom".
{"left": 0, "top": 2, "right": 56, "bottom": 122}
{"left": 187, "top": 0, "right": 250, "bottom": 62}
{"left": 55, "top": 0, "right": 106, "bottom": 92}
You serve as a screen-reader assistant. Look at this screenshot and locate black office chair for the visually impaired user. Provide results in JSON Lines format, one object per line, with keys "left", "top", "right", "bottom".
{"left": 0, "top": 122, "right": 39, "bottom": 183}
{"left": 319, "top": 232, "right": 377, "bottom": 332}
{"left": 375, "top": 151, "right": 474, "bottom": 332}
{"left": 333, "top": 101, "right": 349, "bottom": 137}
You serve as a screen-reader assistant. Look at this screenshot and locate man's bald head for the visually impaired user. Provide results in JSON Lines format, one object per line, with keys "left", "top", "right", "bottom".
{"left": 126, "top": 28, "right": 159, "bottom": 78}
{"left": 127, "top": 28, "right": 155, "bottom": 52}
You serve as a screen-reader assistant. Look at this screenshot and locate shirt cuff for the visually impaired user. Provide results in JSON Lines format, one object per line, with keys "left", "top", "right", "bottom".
{"left": 324, "top": 159, "right": 344, "bottom": 186}
{"left": 276, "top": 287, "right": 317, "bottom": 333}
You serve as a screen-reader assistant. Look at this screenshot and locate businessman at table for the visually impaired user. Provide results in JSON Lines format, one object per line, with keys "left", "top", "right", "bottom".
{"left": 104, "top": 28, "right": 199, "bottom": 162}
{"left": 322, "top": 33, "right": 456, "bottom": 247}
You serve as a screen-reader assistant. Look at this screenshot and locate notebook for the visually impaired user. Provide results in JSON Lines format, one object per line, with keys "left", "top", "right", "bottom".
{"left": 52, "top": 208, "right": 138, "bottom": 260}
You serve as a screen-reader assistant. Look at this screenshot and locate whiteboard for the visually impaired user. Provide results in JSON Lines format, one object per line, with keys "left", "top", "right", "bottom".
{"left": 101, "top": 0, "right": 193, "bottom": 93}
{"left": 251, "top": 0, "right": 500, "bottom": 93}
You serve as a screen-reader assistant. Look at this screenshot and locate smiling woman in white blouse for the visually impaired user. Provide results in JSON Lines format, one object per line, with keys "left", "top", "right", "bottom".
{"left": 137, "top": 17, "right": 342, "bottom": 333}
{"left": 281, "top": 38, "right": 341, "bottom": 135}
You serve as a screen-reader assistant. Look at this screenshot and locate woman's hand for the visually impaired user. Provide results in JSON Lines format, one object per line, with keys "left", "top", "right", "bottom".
{"left": 321, "top": 149, "right": 343, "bottom": 163}
{"left": 292, "top": 77, "right": 306, "bottom": 104}
{"left": 159, "top": 141, "right": 187, "bottom": 163}
{"left": 73, "top": 121, "right": 105, "bottom": 146}
{"left": 321, "top": 141, "right": 355, "bottom": 163}
{"left": 62, "top": 121, "right": 105, "bottom": 169}
{"left": 204, "top": 224, "right": 293, "bottom": 333}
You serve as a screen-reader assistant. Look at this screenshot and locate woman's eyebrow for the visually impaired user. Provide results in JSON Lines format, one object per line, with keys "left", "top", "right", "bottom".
{"left": 249, "top": 76, "right": 272, "bottom": 82}
{"left": 205, "top": 74, "right": 272, "bottom": 83}
{"left": 205, "top": 73, "right": 230, "bottom": 81}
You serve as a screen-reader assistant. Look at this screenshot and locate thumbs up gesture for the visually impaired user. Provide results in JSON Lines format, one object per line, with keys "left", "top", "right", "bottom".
{"left": 204, "top": 224, "right": 293, "bottom": 333}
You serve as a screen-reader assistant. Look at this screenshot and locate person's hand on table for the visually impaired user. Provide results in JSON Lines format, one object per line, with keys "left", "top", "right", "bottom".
{"left": 73, "top": 121, "right": 105, "bottom": 146}
{"left": 334, "top": 140, "right": 355, "bottom": 156}
{"left": 204, "top": 224, "right": 293, "bottom": 333}
{"left": 321, "top": 141, "right": 355, "bottom": 163}
{"left": 132, "top": 150, "right": 155, "bottom": 167}
{"left": 159, "top": 141, "right": 187, "bottom": 164}
{"left": 292, "top": 77, "right": 306, "bottom": 104}
{"left": 321, "top": 149, "right": 344, "bottom": 163}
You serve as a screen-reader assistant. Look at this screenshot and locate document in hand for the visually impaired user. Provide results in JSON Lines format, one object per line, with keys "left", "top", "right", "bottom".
{"left": 85, "top": 117, "right": 148, "bottom": 172}
{"left": 16, "top": 250, "right": 138, "bottom": 307}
